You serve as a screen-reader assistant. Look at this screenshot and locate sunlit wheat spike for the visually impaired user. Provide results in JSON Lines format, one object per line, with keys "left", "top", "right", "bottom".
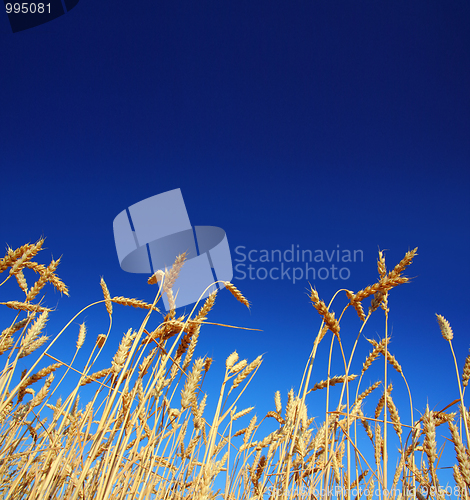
{"left": 231, "top": 355, "right": 262, "bottom": 390}
{"left": 408, "top": 466, "right": 430, "bottom": 492}
{"left": 96, "top": 334, "right": 107, "bottom": 348}
{"left": 307, "top": 374, "right": 357, "bottom": 394}
{"left": 462, "top": 349, "right": 470, "bottom": 388}
{"left": 0, "top": 242, "right": 35, "bottom": 273}
{"left": 353, "top": 300, "right": 366, "bottom": 321}
{"left": 386, "top": 393, "right": 402, "bottom": 437}
{"left": 453, "top": 464, "right": 467, "bottom": 495}
{"left": 148, "top": 269, "right": 165, "bottom": 285}
{"left": 285, "top": 388, "right": 295, "bottom": 421}
{"left": 1, "top": 317, "right": 31, "bottom": 339}
{"left": 0, "top": 334, "right": 14, "bottom": 355}
{"left": 19, "top": 335, "right": 49, "bottom": 358}
{"left": 369, "top": 290, "right": 387, "bottom": 313}
{"left": 381, "top": 349, "right": 403, "bottom": 374}
{"left": 23, "top": 260, "right": 69, "bottom": 296}
{"left": 223, "top": 281, "right": 250, "bottom": 309}
{"left": 9, "top": 237, "right": 44, "bottom": 276}
{"left": 76, "top": 322, "right": 86, "bottom": 350}
{"left": 311, "top": 299, "right": 340, "bottom": 339}
{"left": 357, "top": 408, "right": 374, "bottom": 443}
{"left": 47, "top": 271, "right": 69, "bottom": 296}
{"left": 345, "top": 290, "right": 367, "bottom": 321}
{"left": 203, "top": 357, "right": 212, "bottom": 373}
{"left": 0, "top": 399, "right": 13, "bottom": 425}
{"left": 26, "top": 258, "right": 61, "bottom": 301}
{"left": 182, "top": 329, "right": 199, "bottom": 371}
{"left": 448, "top": 421, "right": 470, "bottom": 487}
{"left": 253, "top": 454, "right": 266, "bottom": 485}
{"left": 436, "top": 314, "right": 453, "bottom": 341}
{"left": 194, "top": 290, "right": 217, "bottom": 321}
{"left": 19, "top": 309, "right": 48, "bottom": 349}
{"left": 175, "top": 330, "right": 193, "bottom": 359}
{"left": 112, "top": 328, "right": 135, "bottom": 374}
{"left": 374, "top": 423, "right": 383, "bottom": 464}
{"left": 309, "top": 285, "right": 320, "bottom": 304}
{"left": 184, "top": 435, "right": 201, "bottom": 459}
{"left": 30, "top": 373, "right": 54, "bottom": 407}
{"left": 232, "top": 407, "right": 254, "bottom": 421}
{"left": 0, "top": 320, "right": 35, "bottom": 357}
{"left": 350, "top": 275, "right": 410, "bottom": 305}
{"left": 364, "top": 337, "right": 402, "bottom": 374}
{"left": 226, "top": 351, "right": 239, "bottom": 369}
{"left": 350, "top": 469, "right": 369, "bottom": 491}
{"left": 148, "top": 319, "right": 186, "bottom": 345}
{"left": 274, "top": 391, "right": 282, "bottom": 414}
{"left": 166, "top": 288, "right": 176, "bottom": 312}
{"left": 244, "top": 415, "right": 258, "bottom": 445}
{"left": 375, "top": 383, "right": 392, "bottom": 420}
{"left": 164, "top": 252, "right": 187, "bottom": 290}
{"left": 111, "top": 296, "right": 160, "bottom": 312}
{"left": 211, "top": 435, "right": 229, "bottom": 457}
{"left": 422, "top": 405, "right": 437, "bottom": 466}
{"left": 2, "top": 301, "right": 51, "bottom": 313}
{"left": 266, "top": 410, "right": 285, "bottom": 425}
{"left": 367, "top": 479, "right": 375, "bottom": 500}
{"left": 392, "top": 453, "right": 406, "bottom": 492}
{"left": 139, "top": 349, "right": 157, "bottom": 379}
{"left": 377, "top": 249, "right": 387, "bottom": 278}
{"left": 313, "top": 325, "right": 329, "bottom": 351}
{"left": 256, "top": 428, "right": 284, "bottom": 450}
{"left": 356, "top": 380, "right": 381, "bottom": 403}
{"left": 80, "top": 367, "right": 113, "bottom": 386}
{"left": 371, "top": 338, "right": 403, "bottom": 374}
{"left": 193, "top": 393, "right": 208, "bottom": 430}
{"left": 433, "top": 410, "right": 456, "bottom": 426}
{"left": 331, "top": 441, "right": 343, "bottom": 484}
{"left": 100, "top": 277, "right": 113, "bottom": 316}
{"left": 233, "top": 427, "right": 248, "bottom": 438}
{"left": 15, "top": 270, "right": 28, "bottom": 294}
{"left": 388, "top": 247, "right": 418, "bottom": 279}
{"left": 181, "top": 357, "right": 204, "bottom": 410}
{"left": 230, "top": 359, "right": 247, "bottom": 374}
{"left": 21, "top": 363, "right": 62, "bottom": 388}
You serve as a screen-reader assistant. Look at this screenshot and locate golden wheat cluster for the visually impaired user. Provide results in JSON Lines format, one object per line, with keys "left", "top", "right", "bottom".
{"left": 0, "top": 238, "right": 469, "bottom": 499}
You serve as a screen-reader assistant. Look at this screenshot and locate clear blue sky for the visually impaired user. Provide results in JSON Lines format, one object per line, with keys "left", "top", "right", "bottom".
{"left": 1, "top": 0, "right": 469, "bottom": 489}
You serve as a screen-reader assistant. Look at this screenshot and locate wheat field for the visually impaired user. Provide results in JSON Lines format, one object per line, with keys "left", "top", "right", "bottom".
{"left": 0, "top": 238, "right": 468, "bottom": 499}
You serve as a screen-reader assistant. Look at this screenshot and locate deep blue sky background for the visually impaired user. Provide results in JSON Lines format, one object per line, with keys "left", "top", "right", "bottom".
{"left": 1, "top": 0, "right": 469, "bottom": 489}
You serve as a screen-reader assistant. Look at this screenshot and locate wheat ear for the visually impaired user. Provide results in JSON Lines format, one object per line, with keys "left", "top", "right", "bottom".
{"left": 223, "top": 282, "right": 250, "bottom": 309}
